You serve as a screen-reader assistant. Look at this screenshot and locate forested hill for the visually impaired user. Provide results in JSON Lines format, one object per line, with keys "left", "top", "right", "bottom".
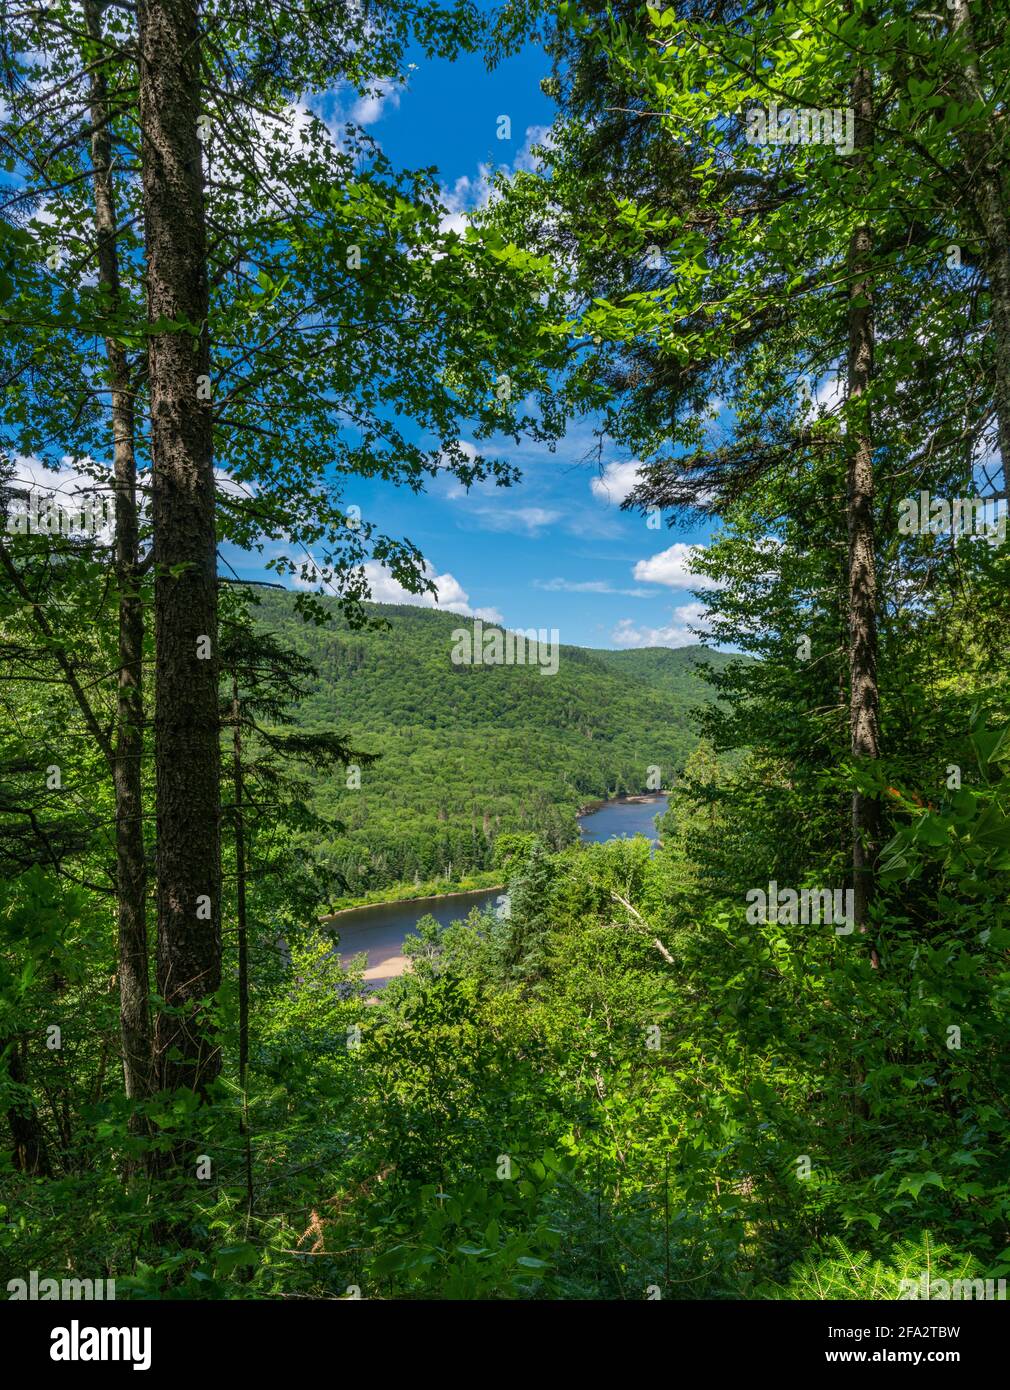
{"left": 253, "top": 589, "right": 737, "bottom": 896}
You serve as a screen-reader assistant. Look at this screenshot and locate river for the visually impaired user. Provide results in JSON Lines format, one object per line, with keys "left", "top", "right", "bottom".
{"left": 326, "top": 888, "right": 502, "bottom": 985}
{"left": 326, "top": 794, "right": 669, "bottom": 984}
{"left": 578, "top": 793, "right": 669, "bottom": 846}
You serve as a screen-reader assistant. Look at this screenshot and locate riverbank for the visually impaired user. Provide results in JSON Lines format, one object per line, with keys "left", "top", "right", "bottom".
{"left": 321, "top": 797, "right": 669, "bottom": 986}
{"left": 324, "top": 885, "right": 503, "bottom": 984}
{"left": 325, "top": 870, "right": 503, "bottom": 915}
{"left": 576, "top": 791, "right": 672, "bottom": 815}
{"left": 326, "top": 881, "right": 504, "bottom": 921}
{"left": 578, "top": 792, "right": 670, "bottom": 848}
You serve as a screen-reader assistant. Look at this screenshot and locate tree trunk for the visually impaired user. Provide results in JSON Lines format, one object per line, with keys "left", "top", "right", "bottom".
{"left": 846, "top": 54, "right": 881, "bottom": 945}
{"left": 231, "top": 682, "right": 254, "bottom": 1220}
{"left": 949, "top": 0, "right": 1010, "bottom": 501}
{"left": 137, "top": 0, "right": 221, "bottom": 1097}
{"left": 6, "top": 1038, "right": 52, "bottom": 1178}
{"left": 84, "top": 0, "right": 152, "bottom": 1108}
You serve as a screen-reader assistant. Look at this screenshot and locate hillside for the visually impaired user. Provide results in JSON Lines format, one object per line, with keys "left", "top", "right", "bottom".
{"left": 253, "top": 590, "right": 739, "bottom": 895}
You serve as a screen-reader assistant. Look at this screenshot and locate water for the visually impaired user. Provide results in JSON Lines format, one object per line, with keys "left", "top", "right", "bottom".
{"left": 578, "top": 794, "right": 669, "bottom": 846}
{"left": 326, "top": 887, "right": 500, "bottom": 985}
{"left": 325, "top": 796, "right": 669, "bottom": 986}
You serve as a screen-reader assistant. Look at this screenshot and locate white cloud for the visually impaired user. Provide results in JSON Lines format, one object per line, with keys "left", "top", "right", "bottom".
{"left": 512, "top": 124, "right": 554, "bottom": 175}
{"left": 442, "top": 169, "right": 493, "bottom": 216}
{"left": 207, "top": 100, "right": 347, "bottom": 223}
{"left": 971, "top": 433, "right": 1005, "bottom": 493}
{"left": 799, "top": 369, "right": 844, "bottom": 417}
{"left": 441, "top": 477, "right": 563, "bottom": 532}
{"left": 350, "top": 79, "right": 401, "bottom": 127}
{"left": 438, "top": 440, "right": 481, "bottom": 497}
{"left": 362, "top": 560, "right": 502, "bottom": 620}
{"left": 290, "top": 555, "right": 501, "bottom": 621}
{"left": 438, "top": 167, "right": 493, "bottom": 237}
{"left": 5, "top": 454, "right": 269, "bottom": 552}
{"left": 632, "top": 542, "right": 718, "bottom": 590}
{"left": 439, "top": 124, "right": 554, "bottom": 236}
{"left": 5, "top": 454, "right": 121, "bottom": 543}
{"left": 610, "top": 602, "right": 710, "bottom": 649}
{"left": 589, "top": 459, "right": 646, "bottom": 506}
{"left": 439, "top": 210, "right": 471, "bottom": 238}
{"left": 466, "top": 504, "right": 562, "bottom": 536}
{"left": 535, "top": 578, "right": 650, "bottom": 597}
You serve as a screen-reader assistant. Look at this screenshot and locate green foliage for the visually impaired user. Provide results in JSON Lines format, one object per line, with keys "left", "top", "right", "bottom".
{"left": 4, "top": 0, "right": 1010, "bottom": 1312}
{"left": 254, "top": 590, "right": 733, "bottom": 896}
{"left": 761, "top": 1233, "right": 996, "bottom": 1301}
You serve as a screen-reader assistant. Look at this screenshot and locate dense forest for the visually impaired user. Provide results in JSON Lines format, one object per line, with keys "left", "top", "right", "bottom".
{"left": 255, "top": 592, "right": 733, "bottom": 896}
{"left": 1, "top": 0, "right": 1010, "bottom": 1337}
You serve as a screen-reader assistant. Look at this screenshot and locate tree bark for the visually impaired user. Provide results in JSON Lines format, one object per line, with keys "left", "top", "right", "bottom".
{"left": 846, "top": 54, "right": 881, "bottom": 944}
{"left": 5, "top": 1037, "right": 52, "bottom": 1178}
{"left": 231, "top": 682, "right": 254, "bottom": 1220}
{"left": 949, "top": 0, "right": 1010, "bottom": 500}
{"left": 84, "top": 0, "right": 152, "bottom": 1108}
{"left": 137, "top": 0, "right": 221, "bottom": 1097}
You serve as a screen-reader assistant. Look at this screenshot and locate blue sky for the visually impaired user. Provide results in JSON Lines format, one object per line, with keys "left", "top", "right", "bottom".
{"left": 243, "top": 34, "right": 718, "bottom": 650}
{"left": 6, "top": 18, "right": 717, "bottom": 651}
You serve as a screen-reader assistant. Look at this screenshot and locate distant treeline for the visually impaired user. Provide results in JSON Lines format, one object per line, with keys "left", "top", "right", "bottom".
{"left": 255, "top": 593, "right": 738, "bottom": 895}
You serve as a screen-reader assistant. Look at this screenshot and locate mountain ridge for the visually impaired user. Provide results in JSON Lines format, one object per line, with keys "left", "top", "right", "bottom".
{"left": 251, "top": 590, "right": 739, "bottom": 893}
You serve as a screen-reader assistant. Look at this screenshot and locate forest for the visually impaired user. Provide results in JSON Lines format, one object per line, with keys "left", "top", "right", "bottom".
{"left": 255, "top": 593, "right": 734, "bottom": 897}
{"left": 1, "top": 0, "right": 1010, "bottom": 1330}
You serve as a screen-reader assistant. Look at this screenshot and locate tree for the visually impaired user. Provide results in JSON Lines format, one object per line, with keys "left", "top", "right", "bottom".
{"left": 135, "top": 0, "right": 222, "bottom": 1100}
{"left": 218, "top": 587, "right": 374, "bottom": 1209}
{"left": 2, "top": 0, "right": 567, "bottom": 1116}
{"left": 844, "top": 11, "right": 881, "bottom": 938}
{"left": 489, "top": 0, "right": 1009, "bottom": 932}
{"left": 84, "top": 0, "right": 153, "bottom": 1104}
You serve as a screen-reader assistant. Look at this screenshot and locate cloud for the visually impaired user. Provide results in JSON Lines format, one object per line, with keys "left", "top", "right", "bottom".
{"left": 350, "top": 79, "right": 401, "bottom": 127}
{"left": 438, "top": 167, "right": 493, "bottom": 237}
{"left": 535, "top": 578, "right": 651, "bottom": 597}
{"left": 610, "top": 602, "right": 710, "bottom": 649}
{"left": 442, "top": 169, "right": 492, "bottom": 215}
{"left": 205, "top": 99, "right": 349, "bottom": 224}
{"left": 465, "top": 504, "right": 562, "bottom": 536}
{"left": 450, "top": 493, "right": 623, "bottom": 541}
{"left": 290, "top": 555, "right": 501, "bottom": 620}
{"left": 589, "top": 460, "right": 646, "bottom": 506}
{"left": 5, "top": 454, "right": 266, "bottom": 550}
{"left": 359, "top": 560, "right": 502, "bottom": 620}
{"left": 438, "top": 427, "right": 627, "bottom": 540}
{"left": 632, "top": 542, "right": 718, "bottom": 590}
{"left": 512, "top": 124, "right": 554, "bottom": 175}
{"left": 439, "top": 210, "right": 472, "bottom": 239}
{"left": 437, "top": 440, "right": 481, "bottom": 498}
{"left": 799, "top": 369, "right": 844, "bottom": 418}
{"left": 439, "top": 477, "right": 564, "bottom": 532}
{"left": 439, "top": 124, "right": 554, "bottom": 236}
{"left": 4, "top": 453, "right": 121, "bottom": 543}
